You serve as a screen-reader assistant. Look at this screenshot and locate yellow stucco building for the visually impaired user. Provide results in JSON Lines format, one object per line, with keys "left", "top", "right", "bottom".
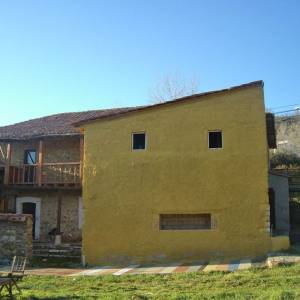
{"left": 77, "top": 80, "right": 289, "bottom": 266}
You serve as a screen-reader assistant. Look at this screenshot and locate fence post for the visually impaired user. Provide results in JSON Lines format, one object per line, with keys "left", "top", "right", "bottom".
{"left": 79, "top": 135, "right": 84, "bottom": 184}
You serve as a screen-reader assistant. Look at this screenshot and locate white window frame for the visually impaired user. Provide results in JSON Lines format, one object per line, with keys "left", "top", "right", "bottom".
{"left": 208, "top": 130, "right": 223, "bottom": 149}
{"left": 132, "top": 132, "right": 147, "bottom": 151}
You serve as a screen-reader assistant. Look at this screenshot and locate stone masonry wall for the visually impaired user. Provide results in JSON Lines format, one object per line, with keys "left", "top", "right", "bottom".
{"left": 39, "top": 192, "right": 82, "bottom": 242}
{"left": 0, "top": 214, "right": 32, "bottom": 264}
{"left": 61, "top": 194, "right": 82, "bottom": 241}
{"left": 2, "top": 190, "right": 82, "bottom": 242}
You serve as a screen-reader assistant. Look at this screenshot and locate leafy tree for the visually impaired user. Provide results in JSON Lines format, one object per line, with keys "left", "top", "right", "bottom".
{"left": 150, "top": 73, "right": 199, "bottom": 103}
{"left": 270, "top": 151, "right": 300, "bottom": 169}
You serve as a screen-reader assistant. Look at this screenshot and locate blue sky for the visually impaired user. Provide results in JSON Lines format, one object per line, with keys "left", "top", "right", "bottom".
{"left": 0, "top": 0, "right": 299, "bottom": 125}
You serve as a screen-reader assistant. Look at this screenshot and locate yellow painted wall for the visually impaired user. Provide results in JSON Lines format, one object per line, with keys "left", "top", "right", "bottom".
{"left": 82, "top": 84, "right": 273, "bottom": 265}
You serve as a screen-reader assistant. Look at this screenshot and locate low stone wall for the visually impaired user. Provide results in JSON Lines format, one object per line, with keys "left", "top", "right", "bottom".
{"left": 0, "top": 214, "right": 32, "bottom": 264}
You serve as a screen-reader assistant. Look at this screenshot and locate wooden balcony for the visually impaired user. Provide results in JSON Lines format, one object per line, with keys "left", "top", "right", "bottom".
{"left": 2, "top": 137, "right": 84, "bottom": 189}
{"left": 6, "top": 162, "right": 81, "bottom": 187}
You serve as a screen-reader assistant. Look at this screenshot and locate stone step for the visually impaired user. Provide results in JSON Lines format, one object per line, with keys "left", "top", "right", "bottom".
{"left": 33, "top": 254, "right": 81, "bottom": 258}
{"left": 33, "top": 252, "right": 81, "bottom": 258}
{"left": 33, "top": 247, "right": 81, "bottom": 251}
{"left": 32, "top": 242, "right": 82, "bottom": 258}
{"left": 33, "top": 250, "right": 81, "bottom": 256}
{"left": 33, "top": 243, "right": 81, "bottom": 250}
{"left": 33, "top": 248, "right": 81, "bottom": 252}
{"left": 33, "top": 247, "right": 82, "bottom": 252}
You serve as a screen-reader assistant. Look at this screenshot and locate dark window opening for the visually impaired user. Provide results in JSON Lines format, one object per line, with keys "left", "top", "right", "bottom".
{"left": 132, "top": 133, "right": 146, "bottom": 150}
{"left": 209, "top": 131, "right": 222, "bottom": 149}
{"left": 24, "top": 150, "right": 36, "bottom": 165}
{"left": 24, "top": 149, "right": 36, "bottom": 183}
{"left": 160, "top": 214, "right": 212, "bottom": 230}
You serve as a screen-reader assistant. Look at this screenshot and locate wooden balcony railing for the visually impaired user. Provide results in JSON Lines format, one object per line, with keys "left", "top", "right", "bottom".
{"left": 7, "top": 162, "right": 81, "bottom": 187}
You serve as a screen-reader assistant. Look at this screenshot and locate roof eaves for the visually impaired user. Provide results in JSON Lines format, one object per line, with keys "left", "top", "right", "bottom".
{"left": 0, "top": 132, "right": 81, "bottom": 142}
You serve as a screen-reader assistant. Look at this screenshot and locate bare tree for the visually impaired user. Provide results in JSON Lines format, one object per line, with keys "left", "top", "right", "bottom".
{"left": 149, "top": 73, "right": 199, "bottom": 103}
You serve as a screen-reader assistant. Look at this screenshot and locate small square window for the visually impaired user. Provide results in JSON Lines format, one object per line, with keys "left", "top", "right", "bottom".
{"left": 132, "top": 133, "right": 146, "bottom": 150}
{"left": 208, "top": 131, "right": 222, "bottom": 149}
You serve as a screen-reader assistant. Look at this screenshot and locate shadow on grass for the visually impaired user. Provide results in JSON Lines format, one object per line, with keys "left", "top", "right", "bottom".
{"left": 24, "top": 297, "right": 82, "bottom": 300}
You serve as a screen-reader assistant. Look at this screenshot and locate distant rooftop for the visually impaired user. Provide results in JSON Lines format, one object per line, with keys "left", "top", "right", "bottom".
{"left": 0, "top": 108, "right": 135, "bottom": 140}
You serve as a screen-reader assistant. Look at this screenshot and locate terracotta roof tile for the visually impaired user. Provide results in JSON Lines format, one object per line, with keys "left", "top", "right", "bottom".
{"left": 0, "top": 108, "right": 135, "bottom": 140}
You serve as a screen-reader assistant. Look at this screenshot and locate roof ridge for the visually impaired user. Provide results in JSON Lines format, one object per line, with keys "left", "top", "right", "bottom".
{"left": 74, "top": 80, "right": 264, "bottom": 126}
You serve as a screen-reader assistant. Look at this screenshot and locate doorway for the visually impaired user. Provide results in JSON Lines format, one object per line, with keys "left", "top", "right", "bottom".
{"left": 16, "top": 197, "right": 41, "bottom": 240}
{"left": 22, "top": 202, "right": 36, "bottom": 238}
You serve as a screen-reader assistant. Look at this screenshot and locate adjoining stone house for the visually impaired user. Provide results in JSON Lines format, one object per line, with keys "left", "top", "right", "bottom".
{"left": 75, "top": 80, "right": 290, "bottom": 266}
{"left": 0, "top": 109, "right": 131, "bottom": 242}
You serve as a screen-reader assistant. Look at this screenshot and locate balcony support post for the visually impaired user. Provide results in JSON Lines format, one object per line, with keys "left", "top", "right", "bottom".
{"left": 79, "top": 135, "right": 84, "bottom": 183}
{"left": 37, "top": 140, "right": 43, "bottom": 186}
{"left": 4, "top": 143, "right": 12, "bottom": 185}
{"left": 56, "top": 192, "right": 62, "bottom": 233}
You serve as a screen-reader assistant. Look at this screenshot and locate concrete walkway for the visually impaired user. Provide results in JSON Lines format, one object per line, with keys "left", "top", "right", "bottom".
{"left": 1, "top": 254, "right": 300, "bottom": 277}
{"left": 21, "top": 255, "right": 300, "bottom": 276}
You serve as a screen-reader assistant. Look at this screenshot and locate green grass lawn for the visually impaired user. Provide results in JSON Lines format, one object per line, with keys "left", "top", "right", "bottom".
{"left": 5, "top": 263, "right": 300, "bottom": 299}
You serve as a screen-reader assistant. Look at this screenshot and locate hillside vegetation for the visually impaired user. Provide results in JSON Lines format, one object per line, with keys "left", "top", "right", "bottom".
{"left": 271, "top": 115, "right": 300, "bottom": 169}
